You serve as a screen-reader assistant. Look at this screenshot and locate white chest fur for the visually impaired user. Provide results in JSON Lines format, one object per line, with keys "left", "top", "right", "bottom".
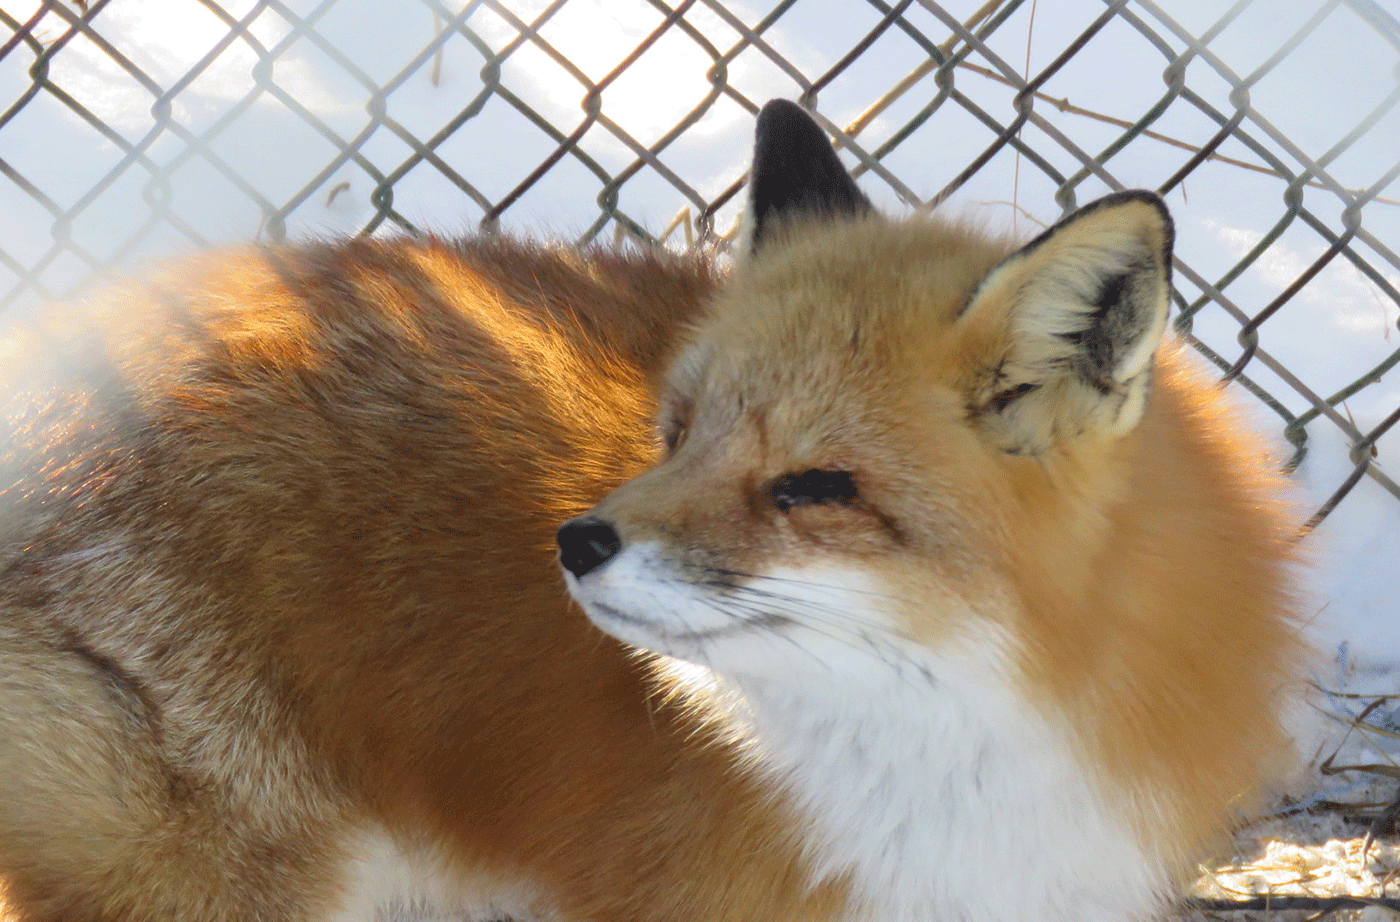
{"left": 731, "top": 641, "right": 1168, "bottom": 922}
{"left": 327, "top": 829, "right": 551, "bottom": 922}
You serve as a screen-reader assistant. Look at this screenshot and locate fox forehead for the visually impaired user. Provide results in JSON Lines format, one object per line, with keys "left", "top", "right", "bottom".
{"left": 667, "top": 216, "right": 1011, "bottom": 443}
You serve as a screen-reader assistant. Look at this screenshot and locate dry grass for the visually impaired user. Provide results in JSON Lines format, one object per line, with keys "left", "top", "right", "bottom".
{"left": 1174, "top": 688, "right": 1400, "bottom": 922}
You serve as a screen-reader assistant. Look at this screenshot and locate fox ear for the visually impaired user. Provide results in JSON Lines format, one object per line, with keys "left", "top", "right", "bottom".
{"left": 741, "top": 99, "right": 873, "bottom": 255}
{"left": 960, "top": 191, "right": 1174, "bottom": 455}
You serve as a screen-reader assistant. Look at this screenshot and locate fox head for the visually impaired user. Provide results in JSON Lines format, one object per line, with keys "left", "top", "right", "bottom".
{"left": 559, "top": 99, "right": 1174, "bottom": 684}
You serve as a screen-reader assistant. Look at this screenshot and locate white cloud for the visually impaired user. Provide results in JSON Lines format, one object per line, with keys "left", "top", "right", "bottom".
{"left": 1202, "top": 218, "right": 1400, "bottom": 341}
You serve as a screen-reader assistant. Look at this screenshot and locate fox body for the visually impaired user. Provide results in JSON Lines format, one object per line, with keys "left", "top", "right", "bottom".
{"left": 0, "top": 101, "right": 1299, "bottom": 922}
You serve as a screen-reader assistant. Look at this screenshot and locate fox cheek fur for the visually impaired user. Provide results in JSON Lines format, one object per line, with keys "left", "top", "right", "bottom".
{"left": 562, "top": 99, "right": 1303, "bottom": 922}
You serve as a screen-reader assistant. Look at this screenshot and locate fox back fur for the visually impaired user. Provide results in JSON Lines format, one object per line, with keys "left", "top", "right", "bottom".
{"left": 0, "top": 100, "right": 1301, "bottom": 922}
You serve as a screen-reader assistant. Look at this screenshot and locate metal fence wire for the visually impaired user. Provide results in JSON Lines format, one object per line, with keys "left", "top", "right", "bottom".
{"left": 1, "top": 0, "right": 1398, "bottom": 533}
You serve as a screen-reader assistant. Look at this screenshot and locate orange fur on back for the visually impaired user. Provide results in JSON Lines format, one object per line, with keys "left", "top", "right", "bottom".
{"left": 0, "top": 237, "right": 845, "bottom": 921}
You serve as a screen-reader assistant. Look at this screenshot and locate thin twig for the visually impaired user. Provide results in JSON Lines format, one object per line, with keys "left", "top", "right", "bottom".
{"left": 1186, "top": 896, "right": 1400, "bottom": 912}
{"left": 955, "top": 60, "right": 1400, "bottom": 208}
{"left": 844, "top": 0, "right": 1010, "bottom": 137}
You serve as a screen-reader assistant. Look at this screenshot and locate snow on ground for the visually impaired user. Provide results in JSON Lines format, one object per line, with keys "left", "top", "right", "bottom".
{"left": 1196, "top": 825, "right": 1400, "bottom": 904}
{"left": 1176, "top": 778, "right": 1400, "bottom": 918}
{"left": 1167, "top": 685, "right": 1400, "bottom": 915}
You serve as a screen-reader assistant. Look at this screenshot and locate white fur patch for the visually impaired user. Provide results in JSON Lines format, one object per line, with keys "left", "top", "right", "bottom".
{"left": 326, "top": 829, "right": 552, "bottom": 922}
{"left": 570, "top": 554, "right": 1169, "bottom": 922}
{"left": 563, "top": 541, "right": 766, "bottom": 664}
{"left": 565, "top": 544, "right": 920, "bottom": 682}
{"left": 740, "top": 565, "right": 1167, "bottom": 922}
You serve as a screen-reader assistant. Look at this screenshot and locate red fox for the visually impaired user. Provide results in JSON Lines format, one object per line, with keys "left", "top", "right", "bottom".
{"left": 0, "top": 100, "right": 1300, "bottom": 922}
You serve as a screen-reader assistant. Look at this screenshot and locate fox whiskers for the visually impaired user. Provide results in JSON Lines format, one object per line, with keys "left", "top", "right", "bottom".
{"left": 682, "top": 574, "right": 936, "bottom": 686}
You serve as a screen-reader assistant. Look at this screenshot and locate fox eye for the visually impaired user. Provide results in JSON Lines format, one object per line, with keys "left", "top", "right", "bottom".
{"left": 661, "top": 417, "right": 688, "bottom": 455}
{"left": 771, "top": 469, "right": 858, "bottom": 513}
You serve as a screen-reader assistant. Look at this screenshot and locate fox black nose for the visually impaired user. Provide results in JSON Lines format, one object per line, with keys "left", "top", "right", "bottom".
{"left": 557, "top": 517, "right": 622, "bottom": 578}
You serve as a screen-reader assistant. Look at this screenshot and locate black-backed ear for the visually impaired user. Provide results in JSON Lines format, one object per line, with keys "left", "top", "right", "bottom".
{"left": 960, "top": 191, "right": 1174, "bottom": 455}
{"left": 742, "top": 99, "right": 873, "bottom": 255}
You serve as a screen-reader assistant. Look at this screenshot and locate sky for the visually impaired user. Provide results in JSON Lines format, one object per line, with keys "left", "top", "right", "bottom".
{"left": 1, "top": 0, "right": 1398, "bottom": 675}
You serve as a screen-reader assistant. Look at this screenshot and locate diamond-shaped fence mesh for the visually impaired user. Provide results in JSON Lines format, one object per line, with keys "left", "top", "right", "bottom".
{"left": 1, "top": 0, "right": 1398, "bottom": 535}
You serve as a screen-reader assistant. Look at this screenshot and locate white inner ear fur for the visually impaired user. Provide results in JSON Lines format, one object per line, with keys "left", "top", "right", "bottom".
{"left": 966, "top": 196, "right": 1172, "bottom": 454}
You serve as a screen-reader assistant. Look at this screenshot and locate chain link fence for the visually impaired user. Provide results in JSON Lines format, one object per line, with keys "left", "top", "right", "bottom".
{"left": 1, "top": 0, "right": 1398, "bottom": 533}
